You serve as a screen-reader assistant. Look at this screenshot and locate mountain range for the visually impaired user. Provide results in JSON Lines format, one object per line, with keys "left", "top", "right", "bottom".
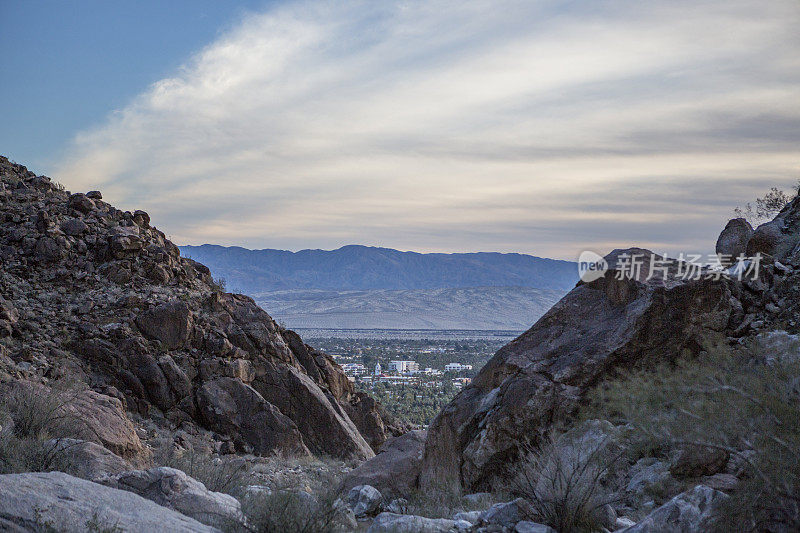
{"left": 180, "top": 244, "right": 577, "bottom": 330}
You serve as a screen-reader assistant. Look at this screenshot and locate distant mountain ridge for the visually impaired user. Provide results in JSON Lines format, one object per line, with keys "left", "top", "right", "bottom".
{"left": 179, "top": 244, "right": 577, "bottom": 293}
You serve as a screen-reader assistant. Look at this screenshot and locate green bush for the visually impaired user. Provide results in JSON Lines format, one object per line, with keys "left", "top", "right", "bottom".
{"left": 587, "top": 338, "right": 800, "bottom": 531}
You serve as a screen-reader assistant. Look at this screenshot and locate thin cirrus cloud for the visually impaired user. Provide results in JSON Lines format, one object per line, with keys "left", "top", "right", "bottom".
{"left": 55, "top": 0, "right": 800, "bottom": 260}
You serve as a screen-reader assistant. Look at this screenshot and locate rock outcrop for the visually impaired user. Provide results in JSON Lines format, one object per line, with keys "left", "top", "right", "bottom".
{"left": 420, "top": 196, "right": 800, "bottom": 493}
{"left": 0, "top": 156, "right": 393, "bottom": 460}
{"left": 341, "top": 429, "right": 427, "bottom": 496}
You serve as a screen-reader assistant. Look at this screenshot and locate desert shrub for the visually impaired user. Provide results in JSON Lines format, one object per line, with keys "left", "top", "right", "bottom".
{"left": 241, "top": 470, "right": 344, "bottom": 533}
{"left": 587, "top": 338, "right": 800, "bottom": 531}
{"left": 157, "top": 446, "right": 250, "bottom": 498}
{"left": 0, "top": 382, "right": 86, "bottom": 474}
{"left": 211, "top": 277, "right": 227, "bottom": 292}
{"left": 404, "top": 476, "right": 474, "bottom": 519}
{"left": 508, "top": 432, "right": 620, "bottom": 532}
{"left": 735, "top": 186, "right": 792, "bottom": 224}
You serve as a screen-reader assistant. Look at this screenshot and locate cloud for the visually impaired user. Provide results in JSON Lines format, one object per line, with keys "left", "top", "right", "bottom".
{"left": 55, "top": 0, "right": 800, "bottom": 259}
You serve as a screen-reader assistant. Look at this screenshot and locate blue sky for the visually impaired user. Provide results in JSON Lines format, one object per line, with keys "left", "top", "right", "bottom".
{"left": 0, "top": 1, "right": 270, "bottom": 167}
{"left": 2, "top": 1, "right": 799, "bottom": 259}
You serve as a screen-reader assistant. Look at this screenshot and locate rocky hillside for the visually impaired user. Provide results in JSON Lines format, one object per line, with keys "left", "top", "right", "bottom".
{"left": 415, "top": 198, "right": 800, "bottom": 491}
{"left": 0, "top": 155, "right": 401, "bottom": 461}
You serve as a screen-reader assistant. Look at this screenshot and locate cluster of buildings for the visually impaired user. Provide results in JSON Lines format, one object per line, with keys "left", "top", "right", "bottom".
{"left": 340, "top": 359, "right": 474, "bottom": 388}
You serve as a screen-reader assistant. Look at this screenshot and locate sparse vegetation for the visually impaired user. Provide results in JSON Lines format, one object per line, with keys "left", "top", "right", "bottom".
{"left": 735, "top": 186, "right": 792, "bottom": 224}
{"left": 211, "top": 276, "right": 227, "bottom": 292}
{"left": 240, "top": 470, "right": 345, "bottom": 533}
{"left": 508, "top": 432, "right": 621, "bottom": 532}
{"left": 157, "top": 446, "right": 250, "bottom": 498}
{"left": 587, "top": 336, "right": 800, "bottom": 532}
{"left": 0, "top": 382, "right": 87, "bottom": 474}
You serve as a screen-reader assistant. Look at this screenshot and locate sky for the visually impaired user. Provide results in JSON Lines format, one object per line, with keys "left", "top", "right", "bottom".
{"left": 2, "top": 0, "right": 799, "bottom": 260}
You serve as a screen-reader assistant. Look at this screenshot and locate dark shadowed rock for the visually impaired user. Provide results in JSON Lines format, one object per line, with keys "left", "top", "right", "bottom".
{"left": 670, "top": 445, "right": 729, "bottom": 478}
{"left": 68, "top": 192, "right": 95, "bottom": 214}
{"left": 716, "top": 218, "right": 753, "bottom": 264}
{"left": 136, "top": 301, "right": 193, "bottom": 350}
{"left": 196, "top": 377, "right": 310, "bottom": 457}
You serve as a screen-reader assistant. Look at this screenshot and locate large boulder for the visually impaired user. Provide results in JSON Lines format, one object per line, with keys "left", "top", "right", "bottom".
{"left": 0, "top": 471, "right": 218, "bottom": 532}
{"left": 98, "top": 467, "right": 244, "bottom": 528}
{"left": 621, "top": 485, "right": 729, "bottom": 532}
{"left": 196, "top": 377, "right": 310, "bottom": 457}
{"left": 746, "top": 197, "right": 800, "bottom": 262}
{"left": 420, "top": 249, "right": 735, "bottom": 493}
{"left": 715, "top": 218, "right": 753, "bottom": 264}
{"left": 341, "top": 430, "right": 427, "bottom": 496}
{"left": 69, "top": 389, "right": 150, "bottom": 464}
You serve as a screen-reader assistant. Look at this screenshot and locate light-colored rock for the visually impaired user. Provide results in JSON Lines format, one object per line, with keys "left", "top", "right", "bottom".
{"left": 515, "top": 521, "right": 557, "bottom": 533}
{"left": 621, "top": 485, "right": 729, "bottom": 532}
{"left": 44, "top": 438, "right": 132, "bottom": 480}
{"left": 346, "top": 484, "right": 383, "bottom": 519}
{"left": 615, "top": 516, "right": 636, "bottom": 529}
{"left": 98, "top": 466, "right": 244, "bottom": 528}
{"left": 368, "top": 512, "right": 457, "bottom": 532}
{"left": 341, "top": 430, "right": 427, "bottom": 496}
{"left": 0, "top": 471, "right": 218, "bottom": 532}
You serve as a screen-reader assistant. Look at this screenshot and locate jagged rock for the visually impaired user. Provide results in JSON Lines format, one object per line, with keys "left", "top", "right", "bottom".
{"left": 453, "top": 510, "right": 482, "bottom": 524}
{"left": 136, "top": 301, "right": 193, "bottom": 350}
{"left": 341, "top": 430, "right": 427, "bottom": 496}
{"left": 68, "top": 192, "right": 96, "bottom": 214}
{"left": 621, "top": 485, "right": 729, "bottom": 532}
{"left": 346, "top": 484, "right": 383, "bottom": 518}
{"left": 716, "top": 218, "right": 753, "bottom": 264}
{"left": 670, "top": 445, "right": 729, "bottom": 478}
{"left": 367, "top": 512, "right": 457, "bottom": 532}
{"left": 44, "top": 438, "right": 133, "bottom": 481}
{"left": 196, "top": 377, "right": 310, "bottom": 456}
{"left": 420, "top": 249, "right": 735, "bottom": 493}
{"left": 86, "top": 190, "right": 103, "bottom": 199}
{"left": 98, "top": 467, "right": 244, "bottom": 528}
{"left": 0, "top": 471, "right": 218, "bottom": 532}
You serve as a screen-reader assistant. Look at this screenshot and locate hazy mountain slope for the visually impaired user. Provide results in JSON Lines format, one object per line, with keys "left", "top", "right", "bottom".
{"left": 180, "top": 244, "right": 577, "bottom": 293}
{"left": 253, "top": 286, "right": 566, "bottom": 330}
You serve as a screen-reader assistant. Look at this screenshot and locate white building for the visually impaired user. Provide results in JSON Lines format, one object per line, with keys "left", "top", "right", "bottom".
{"left": 445, "top": 363, "right": 473, "bottom": 372}
{"left": 375, "top": 362, "right": 382, "bottom": 375}
{"left": 341, "top": 363, "right": 367, "bottom": 376}
{"left": 389, "top": 360, "right": 420, "bottom": 374}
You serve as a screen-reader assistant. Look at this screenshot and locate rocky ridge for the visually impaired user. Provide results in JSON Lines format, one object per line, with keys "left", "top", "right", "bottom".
{"left": 417, "top": 201, "right": 800, "bottom": 494}
{"left": 0, "top": 155, "right": 401, "bottom": 461}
